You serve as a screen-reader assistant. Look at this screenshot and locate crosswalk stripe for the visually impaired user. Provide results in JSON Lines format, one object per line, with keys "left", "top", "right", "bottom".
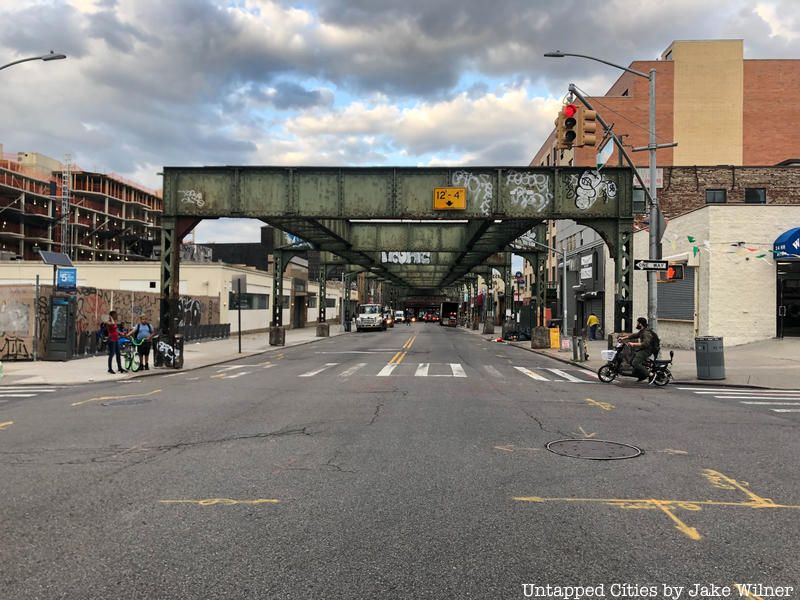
{"left": 0, "top": 394, "right": 37, "bottom": 398}
{"left": 299, "top": 363, "right": 338, "bottom": 377}
{"left": 714, "top": 396, "right": 800, "bottom": 400}
{"left": 771, "top": 409, "right": 800, "bottom": 412}
{"left": 450, "top": 363, "right": 467, "bottom": 378}
{"left": 484, "top": 365, "right": 502, "bottom": 378}
{"left": 514, "top": 367, "right": 549, "bottom": 381}
{"left": 740, "top": 401, "right": 800, "bottom": 405}
{"left": 339, "top": 363, "right": 367, "bottom": 377}
{"left": 678, "top": 387, "right": 800, "bottom": 393}
{"left": 415, "top": 363, "right": 430, "bottom": 377}
{"left": 546, "top": 368, "right": 589, "bottom": 383}
{"left": 0, "top": 388, "right": 58, "bottom": 392}
{"left": 377, "top": 364, "right": 399, "bottom": 377}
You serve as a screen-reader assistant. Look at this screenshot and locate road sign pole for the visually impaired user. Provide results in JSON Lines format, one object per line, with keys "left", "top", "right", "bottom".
{"left": 648, "top": 68, "right": 658, "bottom": 333}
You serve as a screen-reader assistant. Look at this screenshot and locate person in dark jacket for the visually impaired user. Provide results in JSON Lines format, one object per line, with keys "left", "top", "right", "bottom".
{"left": 106, "top": 311, "right": 126, "bottom": 374}
{"left": 132, "top": 315, "right": 155, "bottom": 370}
{"left": 621, "top": 317, "right": 656, "bottom": 382}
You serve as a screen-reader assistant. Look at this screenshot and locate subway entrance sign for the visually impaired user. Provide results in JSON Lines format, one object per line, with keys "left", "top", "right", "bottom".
{"left": 433, "top": 187, "right": 466, "bottom": 210}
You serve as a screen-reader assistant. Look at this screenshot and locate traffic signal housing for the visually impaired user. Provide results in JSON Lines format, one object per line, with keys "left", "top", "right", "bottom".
{"left": 577, "top": 108, "right": 597, "bottom": 147}
{"left": 555, "top": 103, "right": 579, "bottom": 149}
{"left": 659, "top": 264, "right": 685, "bottom": 282}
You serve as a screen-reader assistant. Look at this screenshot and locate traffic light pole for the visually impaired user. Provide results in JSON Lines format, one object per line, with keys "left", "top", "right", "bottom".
{"left": 647, "top": 69, "right": 658, "bottom": 333}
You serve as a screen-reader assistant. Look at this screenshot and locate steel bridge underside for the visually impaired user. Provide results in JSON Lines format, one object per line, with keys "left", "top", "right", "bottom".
{"left": 158, "top": 166, "right": 634, "bottom": 336}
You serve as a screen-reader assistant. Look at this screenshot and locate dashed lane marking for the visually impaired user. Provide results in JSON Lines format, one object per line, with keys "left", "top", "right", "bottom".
{"left": 546, "top": 368, "right": 590, "bottom": 383}
{"left": 415, "top": 363, "right": 430, "bottom": 377}
{"left": 0, "top": 420, "right": 14, "bottom": 430}
{"left": 484, "top": 365, "right": 503, "bottom": 378}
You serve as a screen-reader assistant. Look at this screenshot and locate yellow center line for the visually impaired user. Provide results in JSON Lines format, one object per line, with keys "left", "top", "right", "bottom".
{"left": 72, "top": 388, "right": 162, "bottom": 407}
{"left": 0, "top": 420, "right": 14, "bottom": 430}
{"left": 210, "top": 374, "right": 226, "bottom": 379}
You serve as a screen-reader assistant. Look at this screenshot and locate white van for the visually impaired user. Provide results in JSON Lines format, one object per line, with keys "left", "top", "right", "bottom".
{"left": 394, "top": 310, "right": 405, "bottom": 323}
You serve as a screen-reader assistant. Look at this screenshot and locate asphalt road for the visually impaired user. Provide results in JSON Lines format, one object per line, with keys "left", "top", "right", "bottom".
{"left": 1, "top": 324, "right": 798, "bottom": 599}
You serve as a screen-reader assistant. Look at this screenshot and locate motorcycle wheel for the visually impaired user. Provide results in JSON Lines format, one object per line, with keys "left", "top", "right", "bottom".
{"left": 598, "top": 365, "right": 617, "bottom": 383}
{"left": 652, "top": 370, "right": 670, "bottom": 387}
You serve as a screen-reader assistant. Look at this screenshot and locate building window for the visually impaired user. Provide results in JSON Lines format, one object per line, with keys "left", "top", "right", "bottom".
{"left": 633, "top": 189, "right": 647, "bottom": 214}
{"left": 705, "top": 189, "right": 727, "bottom": 204}
{"left": 621, "top": 89, "right": 629, "bottom": 97}
{"left": 307, "top": 296, "right": 317, "bottom": 308}
{"left": 745, "top": 188, "right": 766, "bottom": 204}
{"left": 593, "top": 251, "right": 599, "bottom": 281}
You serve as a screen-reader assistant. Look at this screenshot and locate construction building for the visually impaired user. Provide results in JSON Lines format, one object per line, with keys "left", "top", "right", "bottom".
{"left": 0, "top": 145, "right": 161, "bottom": 262}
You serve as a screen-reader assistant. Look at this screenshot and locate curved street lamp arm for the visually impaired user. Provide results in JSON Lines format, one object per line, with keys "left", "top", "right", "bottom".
{"left": 0, "top": 52, "right": 67, "bottom": 71}
{"left": 547, "top": 52, "right": 648, "bottom": 79}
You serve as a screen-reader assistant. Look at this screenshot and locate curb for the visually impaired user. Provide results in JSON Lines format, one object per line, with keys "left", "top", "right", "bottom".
{"left": 0, "top": 330, "right": 351, "bottom": 387}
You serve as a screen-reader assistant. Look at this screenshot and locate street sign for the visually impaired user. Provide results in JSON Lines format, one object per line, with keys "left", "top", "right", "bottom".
{"left": 433, "top": 187, "right": 466, "bottom": 210}
{"left": 634, "top": 260, "right": 668, "bottom": 271}
{"left": 56, "top": 267, "right": 77, "bottom": 291}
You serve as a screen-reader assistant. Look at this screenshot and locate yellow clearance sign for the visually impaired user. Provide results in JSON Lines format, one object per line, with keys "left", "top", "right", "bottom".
{"left": 433, "top": 187, "right": 466, "bottom": 210}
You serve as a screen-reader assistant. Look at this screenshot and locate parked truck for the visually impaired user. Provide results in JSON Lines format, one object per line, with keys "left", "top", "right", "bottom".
{"left": 439, "top": 302, "right": 459, "bottom": 327}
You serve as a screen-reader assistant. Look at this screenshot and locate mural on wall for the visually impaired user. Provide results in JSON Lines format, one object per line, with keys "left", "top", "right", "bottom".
{"left": 0, "top": 285, "right": 220, "bottom": 361}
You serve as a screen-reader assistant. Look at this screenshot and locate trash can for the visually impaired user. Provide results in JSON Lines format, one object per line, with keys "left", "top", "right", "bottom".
{"left": 695, "top": 336, "right": 725, "bottom": 380}
{"left": 172, "top": 333, "right": 185, "bottom": 369}
{"left": 152, "top": 334, "right": 163, "bottom": 367}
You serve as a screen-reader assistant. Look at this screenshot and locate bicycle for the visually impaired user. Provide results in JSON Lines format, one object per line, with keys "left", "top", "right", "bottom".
{"left": 119, "top": 337, "right": 144, "bottom": 372}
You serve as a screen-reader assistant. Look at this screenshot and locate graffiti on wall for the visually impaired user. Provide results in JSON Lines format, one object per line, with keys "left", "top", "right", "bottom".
{"left": 566, "top": 170, "right": 618, "bottom": 210}
{"left": 505, "top": 171, "right": 552, "bottom": 213}
{"left": 452, "top": 170, "right": 493, "bottom": 216}
{"left": 380, "top": 252, "right": 432, "bottom": 265}
{"left": 0, "top": 285, "right": 220, "bottom": 361}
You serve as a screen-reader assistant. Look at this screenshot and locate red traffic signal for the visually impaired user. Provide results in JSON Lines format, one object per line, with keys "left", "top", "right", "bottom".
{"left": 663, "top": 264, "right": 685, "bottom": 281}
{"left": 563, "top": 103, "right": 577, "bottom": 118}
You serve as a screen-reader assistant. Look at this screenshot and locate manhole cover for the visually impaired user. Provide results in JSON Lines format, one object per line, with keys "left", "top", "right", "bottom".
{"left": 546, "top": 439, "right": 643, "bottom": 460}
{"left": 102, "top": 398, "right": 153, "bottom": 407}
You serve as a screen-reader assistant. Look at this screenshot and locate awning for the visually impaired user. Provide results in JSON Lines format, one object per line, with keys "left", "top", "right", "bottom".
{"left": 774, "top": 227, "right": 800, "bottom": 259}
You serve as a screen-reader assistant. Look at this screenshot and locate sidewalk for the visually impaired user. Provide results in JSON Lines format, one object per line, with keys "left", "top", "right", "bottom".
{"left": 1, "top": 325, "right": 350, "bottom": 386}
{"left": 463, "top": 326, "right": 800, "bottom": 389}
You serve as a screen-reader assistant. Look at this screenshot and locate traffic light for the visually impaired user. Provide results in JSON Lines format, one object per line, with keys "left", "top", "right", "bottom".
{"left": 577, "top": 108, "right": 597, "bottom": 147}
{"left": 555, "top": 103, "right": 578, "bottom": 149}
{"left": 661, "top": 264, "right": 685, "bottom": 281}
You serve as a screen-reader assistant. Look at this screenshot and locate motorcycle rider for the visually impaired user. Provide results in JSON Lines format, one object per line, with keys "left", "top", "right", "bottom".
{"left": 621, "top": 317, "right": 657, "bottom": 382}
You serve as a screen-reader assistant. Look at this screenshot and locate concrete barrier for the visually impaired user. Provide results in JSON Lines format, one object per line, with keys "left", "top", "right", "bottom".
{"left": 269, "top": 326, "right": 286, "bottom": 346}
{"left": 316, "top": 323, "right": 330, "bottom": 337}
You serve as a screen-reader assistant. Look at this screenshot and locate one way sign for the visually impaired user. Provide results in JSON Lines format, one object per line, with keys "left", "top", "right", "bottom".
{"left": 634, "top": 260, "right": 668, "bottom": 271}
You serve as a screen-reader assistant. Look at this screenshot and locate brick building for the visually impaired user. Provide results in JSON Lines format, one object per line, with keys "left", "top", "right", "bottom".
{"left": 525, "top": 40, "right": 800, "bottom": 343}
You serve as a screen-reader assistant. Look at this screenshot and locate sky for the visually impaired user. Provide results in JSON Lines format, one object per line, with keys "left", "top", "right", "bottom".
{"left": 2, "top": 0, "right": 799, "bottom": 248}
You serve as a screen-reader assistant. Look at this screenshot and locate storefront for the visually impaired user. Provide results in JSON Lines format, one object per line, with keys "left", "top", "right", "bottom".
{"left": 774, "top": 227, "right": 800, "bottom": 338}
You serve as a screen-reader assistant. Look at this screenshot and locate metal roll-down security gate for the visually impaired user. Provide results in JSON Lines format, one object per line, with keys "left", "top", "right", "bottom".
{"left": 158, "top": 166, "right": 634, "bottom": 366}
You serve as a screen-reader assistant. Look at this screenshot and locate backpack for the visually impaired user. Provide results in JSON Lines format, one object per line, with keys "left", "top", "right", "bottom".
{"left": 649, "top": 330, "right": 661, "bottom": 357}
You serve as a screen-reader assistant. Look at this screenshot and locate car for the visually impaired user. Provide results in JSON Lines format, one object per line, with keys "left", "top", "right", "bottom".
{"left": 394, "top": 310, "right": 405, "bottom": 323}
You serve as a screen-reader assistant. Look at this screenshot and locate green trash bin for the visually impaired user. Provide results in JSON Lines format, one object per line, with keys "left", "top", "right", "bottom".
{"left": 695, "top": 336, "right": 725, "bottom": 380}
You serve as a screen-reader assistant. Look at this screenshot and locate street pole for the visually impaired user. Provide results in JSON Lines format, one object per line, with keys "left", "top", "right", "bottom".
{"left": 647, "top": 68, "right": 658, "bottom": 333}
{"left": 33, "top": 274, "right": 40, "bottom": 361}
{"left": 562, "top": 243, "right": 568, "bottom": 344}
{"left": 237, "top": 278, "right": 242, "bottom": 354}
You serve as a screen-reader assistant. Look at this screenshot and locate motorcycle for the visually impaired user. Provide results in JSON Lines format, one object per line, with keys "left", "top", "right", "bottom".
{"left": 597, "top": 338, "right": 674, "bottom": 386}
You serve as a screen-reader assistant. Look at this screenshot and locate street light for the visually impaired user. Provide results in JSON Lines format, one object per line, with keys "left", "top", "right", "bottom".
{"left": 0, "top": 51, "right": 67, "bottom": 71}
{"left": 545, "top": 50, "right": 662, "bottom": 333}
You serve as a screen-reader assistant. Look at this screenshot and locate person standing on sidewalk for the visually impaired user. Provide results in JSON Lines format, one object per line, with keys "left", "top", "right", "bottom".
{"left": 132, "top": 315, "right": 155, "bottom": 371}
{"left": 106, "top": 311, "right": 126, "bottom": 374}
{"left": 587, "top": 313, "right": 600, "bottom": 340}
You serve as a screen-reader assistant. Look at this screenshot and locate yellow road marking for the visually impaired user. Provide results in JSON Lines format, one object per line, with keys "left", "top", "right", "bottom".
{"left": 650, "top": 499, "right": 702, "bottom": 540}
{"left": 159, "top": 498, "right": 280, "bottom": 506}
{"left": 72, "top": 388, "right": 162, "bottom": 407}
{"left": 210, "top": 374, "right": 226, "bottom": 379}
{"left": 0, "top": 420, "right": 14, "bottom": 430}
{"left": 571, "top": 426, "right": 597, "bottom": 438}
{"left": 702, "top": 469, "right": 774, "bottom": 505}
{"left": 585, "top": 398, "right": 614, "bottom": 411}
{"left": 514, "top": 469, "right": 800, "bottom": 542}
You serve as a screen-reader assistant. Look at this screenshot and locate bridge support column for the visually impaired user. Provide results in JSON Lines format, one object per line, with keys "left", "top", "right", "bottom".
{"left": 270, "top": 250, "right": 286, "bottom": 346}
{"left": 482, "top": 268, "right": 495, "bottom": 335}
{"left": 317, "top": 264, "right": 329, "bottom": 337}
